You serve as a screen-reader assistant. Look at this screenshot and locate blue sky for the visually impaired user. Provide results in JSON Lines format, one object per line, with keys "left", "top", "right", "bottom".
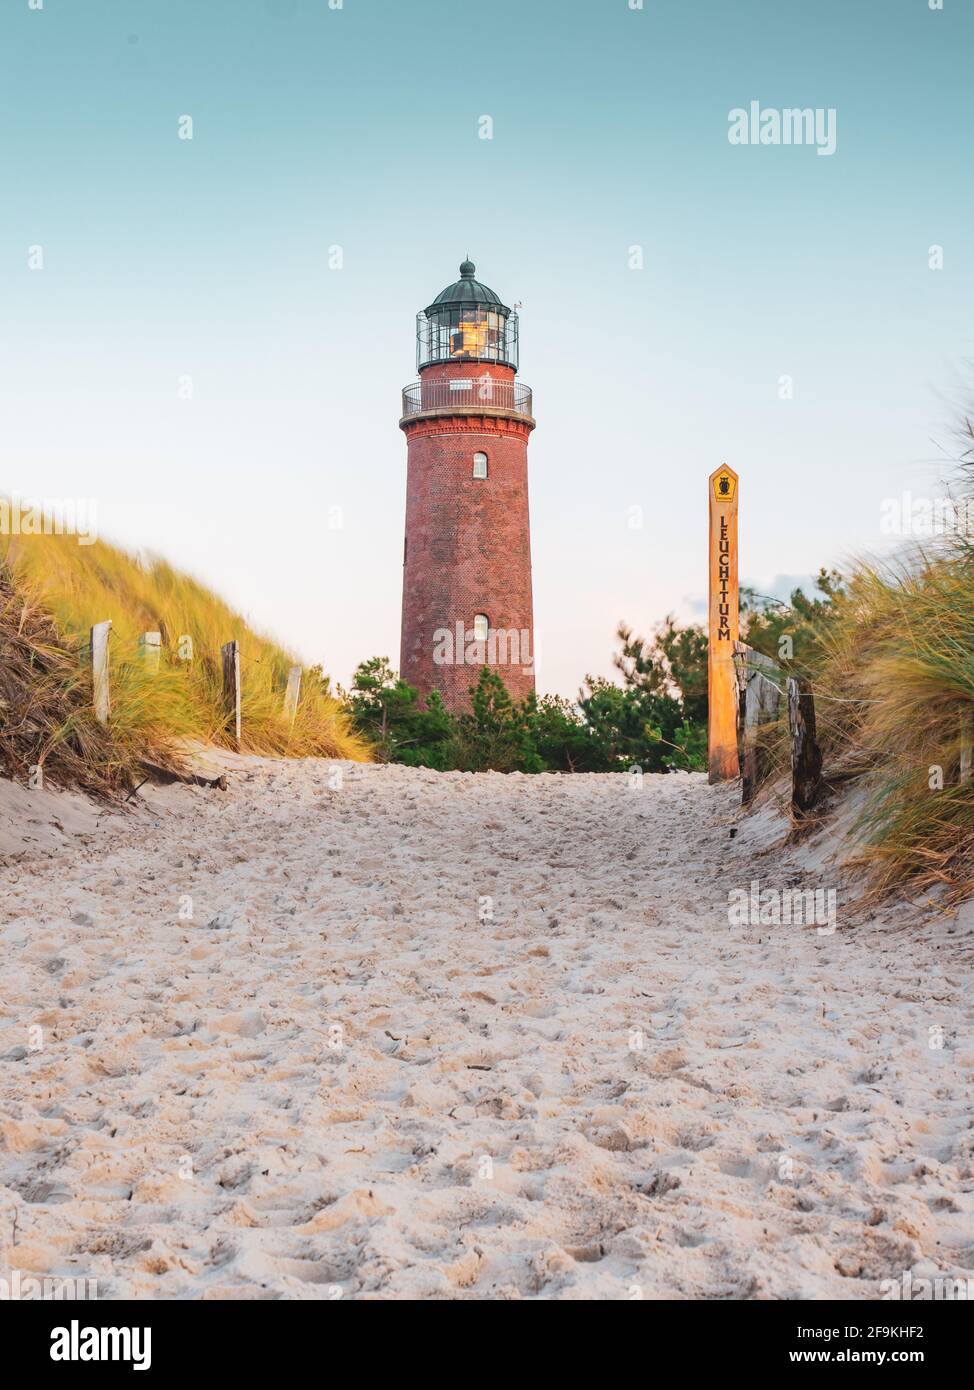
{"left": 2, "top": 0, "right": 971, "bottom": 694}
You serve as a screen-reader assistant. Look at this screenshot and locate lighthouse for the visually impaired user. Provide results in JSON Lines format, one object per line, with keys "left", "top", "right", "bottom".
{"left": 399, "top": 260, "right": 536, "bottom": 711}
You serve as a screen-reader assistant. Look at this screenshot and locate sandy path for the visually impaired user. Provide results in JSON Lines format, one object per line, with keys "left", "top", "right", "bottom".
{"left": 1, "top": 760, "right": 972, "bottom": 1300}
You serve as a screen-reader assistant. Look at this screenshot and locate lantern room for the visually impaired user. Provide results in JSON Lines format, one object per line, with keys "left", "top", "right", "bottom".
{"left": 416, "top": 259, "right": 519, "bottom": 371}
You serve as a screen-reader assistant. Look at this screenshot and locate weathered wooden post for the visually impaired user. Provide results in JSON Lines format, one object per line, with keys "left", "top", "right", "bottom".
{"left": 90, "top": 620, "right": 112, "bottom": 726}
{"left": 139, "top": 630, "right": 161, "bottom": 673}
{"left": 283, "top": 666, "right": 302, "bottom": 722}
{"left": 708, "top": 464, "right": 740, "bottom": 781}
{"left": 960, "top": 712, "right": 973, "bottom": 784}
{"left": 788, "top": 675, "right": 823, "bottom": 813}
{"left": 733, "top": 641, "right": 749, "bottom": 779}
{"left": 735, "top": 644, "right": 783, "bottom": 806}
{"left": 221, "top": 640, "right": 241, "bottom": 751}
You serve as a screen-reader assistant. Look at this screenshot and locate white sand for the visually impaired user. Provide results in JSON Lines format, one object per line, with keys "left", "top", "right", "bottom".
{"left": 0, "top": 776, "right": 110, "bottom": 860}
{"left": 1, "top": 758, "right": 972, "bottom": 1300}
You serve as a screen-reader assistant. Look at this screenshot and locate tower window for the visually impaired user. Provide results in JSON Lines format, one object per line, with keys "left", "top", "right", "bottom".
{"left": 473, "top": 614, "right": 489, "bottom": 642}
{"left": 472, "top": 451, "right": 488, "bottom": 479}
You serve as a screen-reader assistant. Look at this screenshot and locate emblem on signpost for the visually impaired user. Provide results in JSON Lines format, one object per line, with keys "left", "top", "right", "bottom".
{"left": 713, "top": 471, "right": 737, "bottom": 503}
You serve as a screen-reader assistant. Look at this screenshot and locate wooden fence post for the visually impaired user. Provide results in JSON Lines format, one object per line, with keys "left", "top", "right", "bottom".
{"left": 735, "top": 644, "right": 783, "bottom": 806}
{"left": 283, "top": 665, "right": 302, "bottom": 722}
{"left": 960, "top": 712, "right": 973, "bottom": 784}
{"left": 90, "top": 620, "right": 112, "bottom": 726}
{"left": 139, "top": 630, "right": 161, "bottom": 673}
{"left": 221, "top": 640, "right": 241, "bottom": 751}
{"left": 788, "top": 675, "right": 823, "bottom": 814}
{"left": 733, "top": 641, "right": 749, "bottom": 783}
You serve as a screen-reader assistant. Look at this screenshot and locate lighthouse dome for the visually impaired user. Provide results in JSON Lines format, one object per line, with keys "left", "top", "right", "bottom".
{"left": 428, "top": 260, "right": 508, "bottom": 312}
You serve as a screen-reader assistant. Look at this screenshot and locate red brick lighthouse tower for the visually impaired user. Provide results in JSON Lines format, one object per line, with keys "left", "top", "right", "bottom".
{"left": 399, "top": 259, "right": 536, "bottom": 711}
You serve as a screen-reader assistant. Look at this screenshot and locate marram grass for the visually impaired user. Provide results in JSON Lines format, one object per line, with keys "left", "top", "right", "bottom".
{"left": 0, "top": 530, "right": 369, "bottom": 789}
{"left": 795, "top": 553, "right": 974, "bottom": 901}
{"left": 0, "top": 567, "right": 125, "bottom": 795}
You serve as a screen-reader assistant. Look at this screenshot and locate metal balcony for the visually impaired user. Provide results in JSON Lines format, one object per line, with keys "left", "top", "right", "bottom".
{"left": 401, "top": 378, "right": 533, "bottom": 421}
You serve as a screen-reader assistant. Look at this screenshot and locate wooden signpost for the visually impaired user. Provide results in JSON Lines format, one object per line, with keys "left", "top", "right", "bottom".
{"left": 708, "top": 464, "right": 740, "bottom": 782}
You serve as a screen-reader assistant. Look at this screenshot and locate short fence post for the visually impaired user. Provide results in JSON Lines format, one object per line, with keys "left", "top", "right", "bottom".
{"left": 139, "top": 630, "right": 162, "bottom": 673}
{"left": 733, "top": 642, "right": 749, "bottom": 796}
{"left": 221, "top": 640, "right": 241, "bottom": 751}
{"left": 91, "top": 620, "right": 112, "bottom": 726}
{"left": 283, "top": 665, "right": 302, "bottom": 722}
{"left": 960, "top": 712, "right": 973, "bottom": 784}
{"left": 735, "top": 644, "right": 783, "bottom": 806}
{"left": 788, "top": 675, "right": 823, "bottom": 814}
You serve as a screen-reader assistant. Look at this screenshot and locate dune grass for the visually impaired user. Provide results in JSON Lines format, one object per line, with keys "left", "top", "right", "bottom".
{"left": 808, "top": 554, "right": 974, "bottom": 901}
{"left": 1, "top": 530, "right": 368, "bottom": 787}
{"left": 736, "top": 406, "right": 974, "bottom": 904}
{"left": 0, "top": 566, "right": 125, "bottom": 794}
{"left": 743, "top": 542, "right": 974, "bottom": 902}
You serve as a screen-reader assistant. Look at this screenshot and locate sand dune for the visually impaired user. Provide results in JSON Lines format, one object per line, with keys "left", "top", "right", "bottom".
{"left": 1, "top": 758, "right": 972, "bottom": 1299}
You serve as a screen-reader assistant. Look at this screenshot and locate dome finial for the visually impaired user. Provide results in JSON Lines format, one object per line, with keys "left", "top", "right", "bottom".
{"left": 459, "top": 257, "right": 476, "bottom": 278}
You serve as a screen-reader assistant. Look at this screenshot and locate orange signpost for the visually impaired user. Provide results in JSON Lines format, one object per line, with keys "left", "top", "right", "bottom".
{"left": 708, "top": 464, "right": 740, "bottom": 782}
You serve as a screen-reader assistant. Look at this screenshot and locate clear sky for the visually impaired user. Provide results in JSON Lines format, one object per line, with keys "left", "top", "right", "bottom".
{"left": 2, "top": 0, "right": 971, "bottom": 696}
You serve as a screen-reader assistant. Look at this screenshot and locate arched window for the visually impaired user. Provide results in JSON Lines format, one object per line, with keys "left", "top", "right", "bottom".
{"left": 472, "top": 451, "right": 488, "bottom": 479}
{"left": 473, "top": 614, "right": 489, "bottom": 642}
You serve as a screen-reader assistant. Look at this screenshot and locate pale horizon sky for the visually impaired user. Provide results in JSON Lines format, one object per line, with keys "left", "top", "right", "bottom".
{"left": 3, "top": 0, "right": 972, "bottom": 696}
